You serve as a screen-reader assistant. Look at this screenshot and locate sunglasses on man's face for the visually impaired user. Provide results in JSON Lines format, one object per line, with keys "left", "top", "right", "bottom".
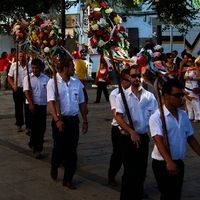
{"left": 130, "top": 74, "right": 141, "bottom": 79}
{"left": 169, "top": 92, "right": 184, "bottom": 98}
{"left": 122, "top": 78, "right": 130, "bottom": 82}
{"left": 188, "top": 60, "right": 193, "bottom": 62}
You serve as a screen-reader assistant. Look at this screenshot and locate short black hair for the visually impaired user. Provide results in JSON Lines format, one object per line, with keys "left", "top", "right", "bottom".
{"left": 172, "top": 50, "right": 178, "bottom": 55}
{"left": 120, "top": 68, "right": 130, "bottom": 79}
{"left": 162, "top": 79, "right": 184, "bottom": 96}
{"left": 31, "top": 58, "right": 43, "bottom": 67}
{"left": 11, "top": 48, "right": 16, "bottom": 53}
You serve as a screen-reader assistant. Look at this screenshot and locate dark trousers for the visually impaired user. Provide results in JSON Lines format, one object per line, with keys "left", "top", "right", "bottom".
{"left": 13, "top": 88, "right": 30, "bottom": 128}
{"left": 51, "top": 115, "right": 80, "bottom": 182}
{"left": 28, "top": 105, "right": 47, "bottom": 153}
{"left": 108, "top": 126, "right": 123, "bottom": 179}
{"left": 152, "top": 159, "right": 184, "bottom": 200}
{"left": 120, "top": 133, "right": 149, "bottom": 200}
{"left": 95, "top": 81, "right": 109, "bottom": 102}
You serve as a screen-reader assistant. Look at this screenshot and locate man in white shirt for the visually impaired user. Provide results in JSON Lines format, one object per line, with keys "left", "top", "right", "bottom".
{"left": 47, "top": 58, "right": 88, "bottom": 190}
{"left": 8, "top": 51, "right": 31, "bottom": 132}
{"left": 23, "top": 58, "right": 50, "bottom": 159}
{"left": 108, "top": 69, "right": 131, "bottom": 186}
{"left": 149, "top": 79, "right": 200, "bottom": 200}
{"left": 115, "top": 65, "right": 158, "bottom": 200}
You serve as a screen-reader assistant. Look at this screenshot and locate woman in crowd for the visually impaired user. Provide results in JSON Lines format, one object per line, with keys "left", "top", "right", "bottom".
{"left": 184, "top": 57, "right": 200, "bottom": 122}
{"left": 164, "top": 52, "right": 178, "bottom": 78}
{"left": 94, "top": 58, "right": 110, "bottom": 103}
{"left": 0, "top": 52, "right": 9, "bottom": 90}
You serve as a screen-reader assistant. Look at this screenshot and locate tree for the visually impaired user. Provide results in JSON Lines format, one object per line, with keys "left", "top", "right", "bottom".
{"left": 0, "top": 0, "right": 61, "bottom": 34}
{"left": 0, "top": 0, "right": 199, "bottom": 35}
{"left": 110, "top": 0, "right": 199, "bottom": 34}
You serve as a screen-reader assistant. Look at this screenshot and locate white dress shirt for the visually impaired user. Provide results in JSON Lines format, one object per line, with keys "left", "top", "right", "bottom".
{"left": 23, "top": 72, "right": 50, "bottom": 105}
{"left": 47, "top": 73, "right": 85, "bottom": 116}
{"left": 149, "top": 106, "right": 193, "bottom": 160}
{"left": 8, "top": 62, "right": 31, "bottom": 87}
{"left": 116, "top": 86, "right": 158, "bottom": 134}
{"left": 110, "top": 88, "right": 119, "bottom": 126}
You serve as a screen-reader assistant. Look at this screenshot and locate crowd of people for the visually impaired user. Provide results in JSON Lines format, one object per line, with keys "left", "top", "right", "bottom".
{"left": 1, "top": 46, "right": 200, "bottom": 200}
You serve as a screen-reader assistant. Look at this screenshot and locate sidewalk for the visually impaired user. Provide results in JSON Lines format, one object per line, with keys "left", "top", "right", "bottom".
{"left": 0, "top": 88, "right": 200, "bottom": 200}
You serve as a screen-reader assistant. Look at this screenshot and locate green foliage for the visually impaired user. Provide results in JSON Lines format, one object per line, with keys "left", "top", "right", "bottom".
{"left": 110, "top": 0, "right": 199, "bottom": 34}
{"left": 0, "top": 0, "right": 61, "bottom": 34}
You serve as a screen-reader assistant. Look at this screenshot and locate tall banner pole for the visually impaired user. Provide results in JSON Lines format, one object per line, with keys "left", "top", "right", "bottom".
{"left": 108, "top": 49, "right": 134, "bottom": 130}
{"left": 16, "top": 44, "right": 19, "bottom": 86}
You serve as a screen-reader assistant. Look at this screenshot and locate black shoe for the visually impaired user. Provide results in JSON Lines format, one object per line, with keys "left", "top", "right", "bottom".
{"left": 108, "top": 176, "right": 117, "bottom": 186}
{"left": 26, "top": 129, "right": 31, "bottom": 136}
{"left": 34, "top": 151, "right": 41, "bottom": 159}
{"left": 28, "top": 143, "right": 34, "bottom": 150}
{"left": 94, "top": 101, "right": 100, "bottom": 103}
{"left": 50, "top": 168, "right": 58, "bottom": 180}
{"left": 62, "top": 181, "right": 77, "bottom": 190}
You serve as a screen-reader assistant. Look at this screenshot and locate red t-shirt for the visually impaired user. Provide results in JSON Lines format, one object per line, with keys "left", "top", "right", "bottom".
{"left": 0, "top": 58, "right": 9, "bottom": 71}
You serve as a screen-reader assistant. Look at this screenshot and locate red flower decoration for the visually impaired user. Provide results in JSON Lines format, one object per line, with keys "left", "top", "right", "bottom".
{"left": 90, "top": 38, "right": 97, "bottom": 48}
{"left": 118, "top": 26, "right": 125, "bottom": 32}
{"left": 99, "top": 2, "right": 107, "bottom": 7}
{"left": 112, "top": 35, "right": 120, "bottom": 43}
{"left": 94, "top": 12, "right": 102, "bottom": 20}
{"left": 96, "top": 29, "right": 103, "bottom": 36}
{"left": 102, "top": 34, "right": 110, "bottom": 42}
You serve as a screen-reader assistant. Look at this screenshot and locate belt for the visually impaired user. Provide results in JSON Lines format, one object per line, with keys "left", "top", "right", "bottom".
{"left": 61, "top": 115, "right": 78, "bottom": 120}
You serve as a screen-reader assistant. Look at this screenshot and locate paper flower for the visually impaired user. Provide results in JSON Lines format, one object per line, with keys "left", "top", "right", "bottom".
{"left": 28, "top": 13, "right": 62, "bottom": 57}
{"left": 88, "top": 1, "right": 130, "bottom": 56}
{"left": 10, "top": 17, "right": 29, "bottom": 44}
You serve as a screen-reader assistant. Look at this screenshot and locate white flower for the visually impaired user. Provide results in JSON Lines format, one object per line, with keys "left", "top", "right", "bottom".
{"left": 154, "top": 45, "right": 162, "bottom": 51}
{"left": 44, "top": 47, "right": 50, "bottom": 53}
{"left": 91, "top": 24, "right": 99, "bottom": 30}
{"left": 98, "top": 39, "right": 106, "bottom": 47}
{"left": 97, "top": 18, "right": 107, "bottom": 27}
{"left": 94, "top": 8, "right": 101, "bottom": 12}
{"left": 105, "top": 8, "right": 113, "bottom": 14}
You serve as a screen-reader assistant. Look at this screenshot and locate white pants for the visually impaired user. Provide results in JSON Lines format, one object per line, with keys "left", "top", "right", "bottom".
{"left": 0, "top": 71, "right": 7, "bottom": 90}
{"left": 186, "top": 92, "right": 200, "bottom": 120}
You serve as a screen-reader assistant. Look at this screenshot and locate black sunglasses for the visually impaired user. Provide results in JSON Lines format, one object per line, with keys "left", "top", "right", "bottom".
{"left": 188, "top": 60, "right": 193, "bottom": 62}
{"left": 122, "top": 78, "right": 130, "bottom": 82}
{"left": 130, "top": 74, "right": 141, "bottom": 79}
{"left": 169, "top": 93, "right": 184, "bottom": 98}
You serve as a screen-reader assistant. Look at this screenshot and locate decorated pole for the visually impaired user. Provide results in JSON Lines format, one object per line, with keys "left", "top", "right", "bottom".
{"left": 87, "top": 0, "right": 135, "bottom": 128}
{"left": 51, "top": 58, "right": 62, "bottom": 120}
{"left": 108, "top": 49, "right": 134, "bottom": 129}
{"left": 15, "top": 44, "right": 19, "bottom": 86}
{"left": 155, "top": 79, "right": 171, "bottom": 156}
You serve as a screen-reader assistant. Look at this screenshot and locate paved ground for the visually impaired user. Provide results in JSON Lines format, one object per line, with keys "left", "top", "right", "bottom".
{"left": 0, "top": 86, "right": 200, "bottom": 200}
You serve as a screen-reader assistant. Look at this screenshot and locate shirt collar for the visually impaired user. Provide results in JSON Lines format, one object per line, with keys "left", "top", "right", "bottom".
{"left": 126, "top": 86, "right": 144, "bottom": 96}
{"left": 57, "top": 73, "right": 75, "bottom": 84}
{"left": 163, "top": 105, "right": 182, "bottom": 117}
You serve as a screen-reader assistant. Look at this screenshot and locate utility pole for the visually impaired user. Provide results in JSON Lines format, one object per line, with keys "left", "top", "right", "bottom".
{"left": 61, "top": 0, "right": 66, "bottom": 46}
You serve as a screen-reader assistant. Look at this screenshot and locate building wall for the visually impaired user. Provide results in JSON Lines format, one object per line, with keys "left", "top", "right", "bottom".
{"left": 0, "top": 35, "right": 14, "bottom": 55}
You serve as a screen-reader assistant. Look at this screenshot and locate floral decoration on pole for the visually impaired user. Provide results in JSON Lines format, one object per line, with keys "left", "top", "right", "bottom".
{"left": 9, "top": 17, "right": 29, "bottom": 86}
{"left": 88, "top": 1, "right": 130, "bottom": 60}
{"left": 88, "top": 1, "right": 134, "bottom": 129}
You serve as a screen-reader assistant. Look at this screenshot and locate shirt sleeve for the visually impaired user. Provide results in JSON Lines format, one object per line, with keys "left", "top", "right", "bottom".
{"left": 109, "top": 90, "right": 117, "bottom": 110}
{"left": 78, "top": 82, "right": 85, "bottom": 104}
{"left": 23, "top": 76, "right": 29, "bottom": 91}
{"left": 47, "top": 79, "right": 55, "bottom": 102}
{"left": 116, "top": 93, "right": 124, "bottom": 114}
{"left": 149, "top": 111, "right": 164, "bottom": 138}
{"left": 8, "top": 63, "right": 15, "bottom": 77}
